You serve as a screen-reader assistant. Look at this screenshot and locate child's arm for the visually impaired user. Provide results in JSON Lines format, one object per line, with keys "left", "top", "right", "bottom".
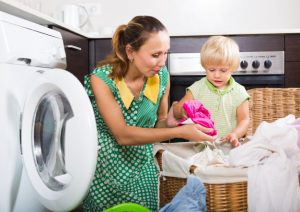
{"left": 172, "top": 90, "right": 194, "bottom": 119}
{"left": 233, "top": 100, "right": 250, "bottom": 138}
{"left": 220, "top": 100, "right": 250, "bottom": 146}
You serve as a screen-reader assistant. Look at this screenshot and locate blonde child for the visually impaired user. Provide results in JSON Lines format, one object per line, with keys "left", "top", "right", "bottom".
{"left": 172, "top": 35, "right": 250, "bottom": 149}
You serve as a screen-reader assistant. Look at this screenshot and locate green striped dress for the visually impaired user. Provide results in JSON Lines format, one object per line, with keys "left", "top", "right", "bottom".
{"left": 82, "top": 65, "right": 169, "bottom": 212}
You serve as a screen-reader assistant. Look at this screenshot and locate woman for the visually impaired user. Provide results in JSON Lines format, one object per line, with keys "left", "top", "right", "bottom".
{"left": 83, "top": 16, "right": 216, "bottom": 211}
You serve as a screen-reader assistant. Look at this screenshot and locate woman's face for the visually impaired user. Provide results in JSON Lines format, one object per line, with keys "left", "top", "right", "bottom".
{"left": 131, "top": 31, "right": 170, "bottom": 77}
{"left": 205, "top": 65, "right": 233, "bottom": 89}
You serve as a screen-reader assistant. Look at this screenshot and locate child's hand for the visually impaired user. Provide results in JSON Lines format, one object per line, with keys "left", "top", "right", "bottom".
{"left": 173, "top": 101, "right": 188, "bottom": 120}
{"left": 220, "top": 133, "right": 240, "bottom": 147}
{"left": 180, "top": 108, "right": 188, "bottom": 120}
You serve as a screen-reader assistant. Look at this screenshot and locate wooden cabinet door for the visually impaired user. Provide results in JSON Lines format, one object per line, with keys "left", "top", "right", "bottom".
{"left": 285, "top": 34, "right": 300, "bottom": 87}
{"left": 50, "top": 26, "right": 89, "bottom": 85}
{"left": 89, "top": 39, "right": 112, "bottom": 71}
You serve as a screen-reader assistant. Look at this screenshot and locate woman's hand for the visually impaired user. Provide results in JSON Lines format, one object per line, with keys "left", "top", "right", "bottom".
{"left": 180, "top": 124, "right": 217, "bottom": 142}
{"left": 220, "top": 133, "right": 240, "bottom": 147}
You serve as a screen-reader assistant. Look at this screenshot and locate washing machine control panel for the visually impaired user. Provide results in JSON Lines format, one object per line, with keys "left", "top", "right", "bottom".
{"left": 0, "top": 12, "right": 66, "bottom": 69}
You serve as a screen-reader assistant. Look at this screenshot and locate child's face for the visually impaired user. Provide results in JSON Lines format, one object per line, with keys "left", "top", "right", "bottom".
{"left": 205, "top": 65, "right": 232, "bottom": 89}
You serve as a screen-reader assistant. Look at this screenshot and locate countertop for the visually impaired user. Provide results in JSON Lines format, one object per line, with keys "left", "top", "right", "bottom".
{"left": 0, "top": 0, "right": 102, "bottom": 39}
{"left": 1, "top": 0, "right": 300, "bottom": 38}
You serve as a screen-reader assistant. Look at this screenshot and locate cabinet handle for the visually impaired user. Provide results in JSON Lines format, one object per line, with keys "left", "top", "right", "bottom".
{"left": 65, "top": 45, "right": 82, "bottom": 51}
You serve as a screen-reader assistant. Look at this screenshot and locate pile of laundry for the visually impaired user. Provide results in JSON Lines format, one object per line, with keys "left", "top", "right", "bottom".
{"left": 229, "top": 114, "right": 300, "bottom": 212}
{"left": 155, "top": 114, "right": 300, "bottom": 212}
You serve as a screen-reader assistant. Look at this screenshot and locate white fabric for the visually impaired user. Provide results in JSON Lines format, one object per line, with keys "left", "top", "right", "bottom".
{"left": 161, "top": 150, "right": 190, "bottom": 178}
{"left": 190, "top": 143, "right": 227, "bottom": 166}
{"left": 248, "top": 151, "right": 300, "bottom": 212}
{"left": 180, "top": 117, "right": 194, "bottom": 125}
{"left": 229, "top": 115, "right": 300, "bottom": 212}
{"left": 153, "top": 142, "right": 248, "bottom": 184}
{"left": 193, "top": 166, "right": 247, "bottom": 184}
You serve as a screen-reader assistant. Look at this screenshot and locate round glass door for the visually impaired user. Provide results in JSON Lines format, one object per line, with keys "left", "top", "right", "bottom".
{"left": 34, "top": 91, "right": 73, "bottom": 191}
{"left": 21, "top": 69, "right": 97, "bottom": 211}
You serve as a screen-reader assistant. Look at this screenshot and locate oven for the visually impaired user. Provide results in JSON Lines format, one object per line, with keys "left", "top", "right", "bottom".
{"left": 168, "top": 51, "right": 285, "bottom": 102}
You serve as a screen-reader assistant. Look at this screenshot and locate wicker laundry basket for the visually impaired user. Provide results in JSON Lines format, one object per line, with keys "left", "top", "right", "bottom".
{"left": 156, "top": 149, "right": 248, "bottom": 211}
{"left": 156, "top": 88, "right": 300, "bottom": 212}
{"left": 247, "top": 88, "right": 300, "bottom": 135}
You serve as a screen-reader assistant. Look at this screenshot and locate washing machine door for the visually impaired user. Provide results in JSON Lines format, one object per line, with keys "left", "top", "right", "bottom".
{"left": 21, "top": 69, "right": 98, "bottom": 211}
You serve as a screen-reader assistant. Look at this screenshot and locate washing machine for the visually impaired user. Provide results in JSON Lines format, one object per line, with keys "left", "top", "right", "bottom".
{"left": 0, "top": 11, "right": 98, "bottom": 212}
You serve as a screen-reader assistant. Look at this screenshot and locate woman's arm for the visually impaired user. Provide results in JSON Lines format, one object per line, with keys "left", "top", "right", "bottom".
{"left": 154, "top": 75, "right": 170, "bottom": 128}
{"left": 91, "top": 75, "right": 215, "bottom": 145}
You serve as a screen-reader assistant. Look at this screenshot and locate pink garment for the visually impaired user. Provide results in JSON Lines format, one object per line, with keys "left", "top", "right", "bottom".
{"left": 179, "top": 100, "right": 217, "bottom": 136}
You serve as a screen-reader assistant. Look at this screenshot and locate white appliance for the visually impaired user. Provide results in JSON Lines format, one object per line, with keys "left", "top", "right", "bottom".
{"left": 0, "top": 11, "right": 98, "bottom": 212}
{"left": 60, "top": 4, "right": 88, "bottom": 29}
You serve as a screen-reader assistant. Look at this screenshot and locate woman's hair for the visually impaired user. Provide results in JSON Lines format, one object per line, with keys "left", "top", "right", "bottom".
{"left": 97, "top": 16, "right": 167, "bottom": 79}
{"left": 200, "top": 35, "right": 240, "bottom": 72}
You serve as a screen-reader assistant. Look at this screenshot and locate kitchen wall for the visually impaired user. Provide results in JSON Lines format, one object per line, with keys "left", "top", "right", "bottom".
{"left": 16, "top": 0, "right": 300, "bottom": 37}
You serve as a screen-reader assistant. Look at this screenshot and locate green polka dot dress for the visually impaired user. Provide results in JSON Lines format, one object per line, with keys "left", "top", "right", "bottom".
{"left": 82, "top": 65, "right": 169, "bottom": 212}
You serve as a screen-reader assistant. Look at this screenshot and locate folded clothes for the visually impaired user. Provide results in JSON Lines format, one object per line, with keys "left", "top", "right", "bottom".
{"left": 179, "top": 100, "right": 217, "bottom": 136}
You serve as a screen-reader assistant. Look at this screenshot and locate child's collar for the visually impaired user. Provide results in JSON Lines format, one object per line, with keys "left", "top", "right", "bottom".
{"left": 205, "top": 77, "right": 235, "bottom": 95}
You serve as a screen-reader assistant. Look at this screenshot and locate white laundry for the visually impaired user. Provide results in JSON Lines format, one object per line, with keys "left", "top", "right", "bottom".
{"left": 161, "top": 150, "right": 191, "bottom": 178}
{"left": 190, "top": 142, "right": 227, "bottom": 166}
{"left": 248, "top": 151, "right": 300, "bottom": 212}
{"left": 153, "top": 142, "right": 248, "bottom": 184}
{"left": 228, "top": 115, "right": 300, "bottom": 212}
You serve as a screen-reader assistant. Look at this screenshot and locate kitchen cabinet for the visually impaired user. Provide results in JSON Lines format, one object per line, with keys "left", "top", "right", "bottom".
{"left": 89, "top": 39, "right": 112, "bottom": 71}
{"left": 50, "top": 26, "right": 89, "bottom": 85}
{"left": 285, "top": 34, "right": 300, "bottom": 87}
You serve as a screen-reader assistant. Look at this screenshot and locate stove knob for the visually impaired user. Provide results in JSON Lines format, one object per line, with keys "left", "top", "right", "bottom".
{"left": 264, "top": 60, "right": 272, "bottom": 69}
{"left": 252, "top": 60, "right": 260, "bottom": 69}
{"left": 240, "top": 60, "right": 248, "bottom": 69}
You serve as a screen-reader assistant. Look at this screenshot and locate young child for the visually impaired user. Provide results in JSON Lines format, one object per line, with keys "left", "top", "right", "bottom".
{"left": 172, "top": 35, "right": 250, "bottom": 150}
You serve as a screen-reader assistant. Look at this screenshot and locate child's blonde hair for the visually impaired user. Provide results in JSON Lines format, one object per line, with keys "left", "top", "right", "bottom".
{"left": 200, "top": 35, "right": 240, "bottom": 72}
